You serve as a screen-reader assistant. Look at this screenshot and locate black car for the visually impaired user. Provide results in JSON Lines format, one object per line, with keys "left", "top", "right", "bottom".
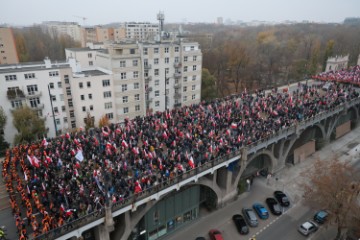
{"left": 274, "top": 191, "right": 290, "bottom": 207}
{"left": 232, "top": 214, "right": 249, "bottom": 235}
{"left": 266, "top": 197, "right": 282, "bottom": 215}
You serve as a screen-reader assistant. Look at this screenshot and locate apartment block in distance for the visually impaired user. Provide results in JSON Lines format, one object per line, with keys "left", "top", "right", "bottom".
{"left": 41, "top": 21, "right": 83, "bottom": 44}
{"left": 0, "top": 27, "right": 19, "bottom": 64}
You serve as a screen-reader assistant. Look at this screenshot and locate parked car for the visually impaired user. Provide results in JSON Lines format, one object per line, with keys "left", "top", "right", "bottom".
{"left": 274, "top": 191, "right": 290, "bottom": 207}
{"left": 313, "top": 210, "right": 329, "bottom": 224}
{"left": 232, "top": 214, "right": 249, "bottom": 235}
{"left": 242, "top": 207, "right": 259, "bottom": 227}
{"left": 322, "top": 82, "right": 333, "bottom": 91}
{"left": 265, "top": 197, "right": 282, "bottom": 215}
{"left": 253, "top": 203, "right": 269, "bottom": 219}
{"left": 209, "top": 229, "right": 224, "bottom": 240}
{"left": 298, "top": 220, "right": 318, "bottom": 236}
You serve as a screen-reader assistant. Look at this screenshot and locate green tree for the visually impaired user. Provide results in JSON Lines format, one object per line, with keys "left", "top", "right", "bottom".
{"left": 322, "top": 40, "right": 335, "bottom": 71}
{"left": 201, "top": 68, "right": 218, "bottom": 101}
{"left": 0, "top": 107, "right": 10, "bottom": 156}
{"left": 301, "top": 157, "right": 360, "bottom": 240}
{"left": 12, "top": 107, "right": 46, "bottom": 145}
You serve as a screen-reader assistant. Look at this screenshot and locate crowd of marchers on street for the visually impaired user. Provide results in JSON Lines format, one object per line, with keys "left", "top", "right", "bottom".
{"left": 2, "top": 67, "right": 360, "bottom": 239}
{"left": 313, "top": 65, "right": 360, "bottom": 85}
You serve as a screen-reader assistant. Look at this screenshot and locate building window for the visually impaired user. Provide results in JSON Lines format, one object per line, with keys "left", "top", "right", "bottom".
{"left": 88, "top": 93, "right": 92, "bottom": 99}
{"left": 192, "top": 75, "right": 196, "bottom": 81}
{"left": 88, "top": 53, "right": 92, "bottom": 58}
{"left": 154, "top": 69, "right": 159, "bottom": 76}
{"left": 87, "top": 81, "right": 91, "bottom": 87}
{"left": 60, "top": 94, "right": 64, "bottom": 101}
{"left": 24, "top": 73, "right": 35, "bottom": 79}
{"left": 192, "top": 94, "right": 196, "bottom": 100}
{"left": 154, "top": 48, "right": 159, "bottom": 54}
{"left": 191, "top": 46, "right": 195, "bottom": 51}
{"left": 89, "top": 61, "right": 93, "bottom": 66}
{"left": 166, "top": 79, "right": 169, "bottom": 85}
{"left": 106, "top": 113, "right": 114, "bottom": 119}
{"left": 183, "top": 96, "right": 187, "bottom": 102}
{"left": 90, "top": 105, "right": 93, "bottom": 111}
{"left": 122, "top": 84, "right": 127, "bottom": 92}
{"left": 184, "top": 66, "right": 188, "bottom": 72}
{"left": 184, "top": 56, "right": 188, "bottom": 62}
{"left": 192, "top": 85, "right": 196, "bottom": 91}
{"left": 193, "top": 65, "right": 197, "bottom": 71}
{"left": 175, "top": 47, "right": 179, "bottom": 52}
{"left": 120, "top": 60, "right": 126, "bottom": 67}
{"left": 62, "top": 106, "right": 66, "bottom": 112}
{"left": 193, "top": 56, "right": 197, "bottom": 61}
{"left": 102, "top": 79, "right": 110, "bottom": 87}
{"left": 5, "top": 75, "right": 17, "bottom": 81}
{"left": 123, "top": 96, "right": 128, "bottom": 103}
{"left": 57, "top": 81, "right": 62, "bottom": 88}
{"left": 56, "top": 119, "right": 61, "bottom": 125}
{"left": 51, "top": 95, "right": 56, "bottom": 101}
{"left": 82, "top": 106, "right": 86, "bottom": 112}
{"left": 63, "top": 117, "right": 68, "bottom": 123}
{"left": 123, "top": 107, "right": 129, "bottom": 114}
{"left": 165, "top": 68, "right": 169, "bottom": 74}
{"left": 121, "top": 72, "right": 127, "bottom": 80}
{"left": 130, "top": 49, "right": 135, "bottom": 54}
{"left": 133, "top": 60, "right": 138, "bottom": 66}
{"left": 135, "top": 105, "right": 140, "bottom": 111}
{"left": 27, "top": 85, "right": 38, "bottom": 95}
{"left": 154, "top": 58, "right": 159, "bottom": 65}
{"left": 105, "top": 102, "right": 112, "bottom": 109}
{"left": 175, "top": 57, "right": 179, "bottom": 63}
{"left": 68, "top": 99, "right": 73, "bottom": 107}
{"left": 183, "top": 77, "right": 188, "bottom": 82}
{"left": 143, "top": 48, "right": 148, "bottom": 55}
{"left": 133, "top": 71, "right": 139, "bottom": 78}
{"left": 165, "top": 57, "right": 169, "bottom": 64}
{"left": 183, "top": 86, "right": 187, "bottom": 92}
{"left": 70, "top": 110, "right": 75, "bottom": 118}
{"left": 155, "top": 101, "right": 160, "bottom": 107}
{"left": 49, "top": 82, "right": 54, "bottom": 89}
{"left": 155, "top": 80, "right": 159, "bottom": 86}
{"left": 11, "top": 100, "right": 23, "bottom": 109}
{"left": 134, "top": 94, "right": 140, "bottom": 101}
{"left": 66, "top": 87, "right": 71, "bottom": 96}
{"left": 64, "top": 75, "right": 69, "bottom": 84}
{"left": 71, "top": 120, "right": 76, "bottom": 128}
{"left": 81, "top": 95, "right": 85, "bottom": 100}
{"left": 79, "top": 82, "right": 83, "bottom": 88}
{"left": 103, "top": 91, "right": 112, "bottom": 98}
{"left": 134, "top": 82, "right": 139, "bottom": 89}
{"left": 155, "top": 90, "right": 160, "bottom": 97}
{"left": 29, "top": 97, "right": 40, "bottom": 108}
{"left": 164, "top": 47, "right": 169, "bottom": 53}
{"left": 49, "top": 71, "right": 59, "bottom": 77}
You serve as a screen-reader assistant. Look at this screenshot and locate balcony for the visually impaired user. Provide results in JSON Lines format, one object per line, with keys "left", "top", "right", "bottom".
{"left": 174, "top": 83, "right": 181, "bottom": 89}
{"left": 144, "top": 64, "right": 152, "bottom": 70}
{"left": 145, "top": 76, "right": 152, "bottom": 82}
{"left": 174, "top": 62, "right": 182, "bottom": 68}
{"left": 174, "top": 103, "right": 182, "bottom": 108}
{"left": 7, "top": 89, "right": 25, "bottom": 100}
{"left": 174, "top": 72, "right": 182, "bottom": 78}
{"left": 25, "top": 91, "right": 42, "bottom": 98}
{"left": 146, "top": 87, "right": 153, "bottom": 93}
{"left": 146, "top": 98, "right": 153, "bottom": 103}
{"left": 174, "top": 93, "right": 181, "bottom": 99}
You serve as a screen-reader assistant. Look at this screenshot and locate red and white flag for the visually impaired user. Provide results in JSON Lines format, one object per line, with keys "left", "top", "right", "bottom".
{"left": 188, "top": 156, "right": 195, "bottom": 169}
{"left": 121, "top": 140, "right": 129, "bottom": 148}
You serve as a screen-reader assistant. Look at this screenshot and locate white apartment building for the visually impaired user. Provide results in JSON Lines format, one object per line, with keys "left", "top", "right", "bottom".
{"left": 93, "top": 40, "right": 202, "bottom": 121}
{"left": 41, "top": 21, "right": 83, "bottom": 43}
{"left": 65, "top": 48, "right": 98, "bottom": 70}
{"left": 114, "top": 22, "right": 159, "bottom": 42}
{"left": 325, "top": 55, "right": 349, "bottom": 72}
{"left": 0, "top": 57, "right": 115, "bottom": 145}
{"left": 0, "top": 59, "right": 72, "bottom": 144}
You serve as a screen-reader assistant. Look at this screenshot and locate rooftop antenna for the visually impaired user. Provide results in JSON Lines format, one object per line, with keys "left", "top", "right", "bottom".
{"left": 157, "top": 11, "right": 165, "bottom": 39}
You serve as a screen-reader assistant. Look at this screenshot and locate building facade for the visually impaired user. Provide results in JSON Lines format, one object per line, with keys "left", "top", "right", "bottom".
{"left": 41, "top": 21, "right": 83, "bottom": 43}
{"left": 0, "top": 27, "right": 19, "bottom": 64}
{"left": 325, "top": 55, "right": 349, "bottom": 72}
{"left": 113, "top": 22, "right": 159, "bottom": 42}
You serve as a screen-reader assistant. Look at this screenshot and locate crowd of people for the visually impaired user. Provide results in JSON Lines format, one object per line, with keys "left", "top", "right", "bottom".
{"left": 2, "top": 80, "right": 360, "bottom": 239}
{"left": 313, "top": 65, "right": 360, "bottom": 85}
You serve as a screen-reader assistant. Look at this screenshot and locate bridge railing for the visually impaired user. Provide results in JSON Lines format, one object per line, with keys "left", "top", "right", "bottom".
{"left": 35, "top": 96, "right": 360, "bottom": 239}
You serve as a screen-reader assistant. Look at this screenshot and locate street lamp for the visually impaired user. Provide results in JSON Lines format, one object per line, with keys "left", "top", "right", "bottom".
{"left": 48, "top": 84, "right": 58, "bottom": 137}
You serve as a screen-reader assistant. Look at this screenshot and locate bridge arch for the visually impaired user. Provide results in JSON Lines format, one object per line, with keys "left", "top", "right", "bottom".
{"left": 240, "top": 150, "right": 277, "bottom": 178}
{"left": 122, "top": 183, "right": 219, "bottom": 240}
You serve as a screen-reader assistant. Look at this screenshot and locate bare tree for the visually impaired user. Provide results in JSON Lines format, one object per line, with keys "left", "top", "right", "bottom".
{"left": 301, "top": 156, "right": 360, "bottom": 240}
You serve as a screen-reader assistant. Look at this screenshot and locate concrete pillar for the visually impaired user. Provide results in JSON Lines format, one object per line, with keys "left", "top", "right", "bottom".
{"left": 317, "top": 137, "right": 330, "bottom": 149}
{"left": 105, "top": 206, "right": 114, "bottom": 232}
{"left": 94, "top": 224, "right": 111, "bottom": 240}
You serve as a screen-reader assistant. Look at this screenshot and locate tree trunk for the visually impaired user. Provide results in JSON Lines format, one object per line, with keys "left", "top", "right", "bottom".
{"left": 335, "top": 223, "right": 342, "bottom": 240}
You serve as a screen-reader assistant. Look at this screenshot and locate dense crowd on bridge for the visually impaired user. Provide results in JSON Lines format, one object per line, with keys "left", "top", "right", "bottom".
{"left": 2, "top": 80, "right": 360, "bottom": 239}
{"left": 313, "top": 65, "right": 360, "bottom": 85}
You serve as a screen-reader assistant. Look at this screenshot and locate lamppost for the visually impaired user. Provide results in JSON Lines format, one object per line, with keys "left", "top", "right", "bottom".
{"left": 47, "top": 84, "right": 58, "bottom": 137}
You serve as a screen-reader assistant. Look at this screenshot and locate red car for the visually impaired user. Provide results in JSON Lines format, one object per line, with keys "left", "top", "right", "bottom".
{"left": 209, "top": 229, "right": 224, "bottom": 240}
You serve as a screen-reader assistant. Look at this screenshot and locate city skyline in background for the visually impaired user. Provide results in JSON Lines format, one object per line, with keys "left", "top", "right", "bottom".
{"left": 1, "top": 0, "right": 360, "bottom": 26}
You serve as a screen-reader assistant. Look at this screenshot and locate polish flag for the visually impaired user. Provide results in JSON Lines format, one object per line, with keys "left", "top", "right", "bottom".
{"left": 115, "top": 128, "right": 121, "bottom": 134}
{"left": 188, "top": 156, "right": 195, "bottom": 169}
{"left": 27, "top": 155, "right": 40, "bottom": 168}
{"left": 132, "top": 147, "right": 139, "bottom": 155}
{"left": 231, "top": 123, "right": 237, "bottom": 129}
{"left": 226, "top": 129, "right": 231, "bottom": 136}
{"left": 177, "top": 163, "right": 184, "bottom": 172}
{"left": 158, "top": 158, "right": 163, "bottom": 170}
{"left": 121, "top": 140, "right": 128, "bottom": 148}
{"left": 162, "top": 131, "right": 168, "bottom": 139}
{"left": 134, "top": 181, "right": 142, "bottom": 193}
{"left": 41, "top": 138, "right": 48, "bottom": 147}
{"left": 65, "top": 132, "right": 70, "bottom": 139}
{"left": 102, "top": 128, "right": 109, "bottom": 137}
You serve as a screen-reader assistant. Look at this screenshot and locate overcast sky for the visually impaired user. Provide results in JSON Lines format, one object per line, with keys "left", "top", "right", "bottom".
{"left": 1, "top": 0, "right": 360, "bottom": 26}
